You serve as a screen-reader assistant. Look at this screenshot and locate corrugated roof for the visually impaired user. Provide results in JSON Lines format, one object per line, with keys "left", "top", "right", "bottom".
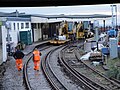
{"left": 0, "top": 11, "right": 113, "bottom": 19}
{"left": 0, "top": 11, "right": 25, "bottom": 17}
{"left": 6, "top": 17, "right": 31, "bottom": 21}
{"left": 28, "top": 14, "right": 113, "bottom": 19}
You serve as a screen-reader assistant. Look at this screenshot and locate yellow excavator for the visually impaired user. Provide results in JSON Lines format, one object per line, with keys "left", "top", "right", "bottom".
{"left": 76, "top": 21, "right": 94, "bottom": 39}
{"left": 49, "top": 20, "right": 93, "bottom": 45}
{"left": 49, "top": 21, "right": 70, "bottom": 45}
{"left": 76, "top": 22, "right": 85, "bottom": 39}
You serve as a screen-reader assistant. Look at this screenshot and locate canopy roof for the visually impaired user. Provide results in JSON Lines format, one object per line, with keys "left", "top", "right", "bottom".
{"left": 21, "top": 14, "right": 113, "bottom": 19}
{"left": 34, "top": 14, "right": 113, "bottom": 19}
{"left": 0, "top": 11, "right": 113, "bottom": 19}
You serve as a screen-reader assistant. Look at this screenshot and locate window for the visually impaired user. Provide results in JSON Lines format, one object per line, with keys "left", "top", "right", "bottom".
{"left": 32, "top": 23, "right": 37, "bottom": 29}
{"left": 21, "top": 23, "right": 24, "bottom": 29}
{"left": 17, "top": 23, "right": 19, "bottom": 30}
{"left": 25, "top": 23, "right": 29, "bottom": 28}
{"left": 13, "top": 23, "right": 16, "bottom": 30}
{"left": 7, "top": 23, "right": 11, "bottom": 30}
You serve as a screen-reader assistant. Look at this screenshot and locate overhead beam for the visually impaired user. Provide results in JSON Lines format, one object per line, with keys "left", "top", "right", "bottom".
{"left": 0, "top": 0, "right": 119, "bottom": 7}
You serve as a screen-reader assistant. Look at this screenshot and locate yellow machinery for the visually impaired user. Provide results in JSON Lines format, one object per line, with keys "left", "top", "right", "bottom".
{"left": 61, "top": 21, "right": 69, "bottom": 39}
{"left": 49, "top": 21, "right": 70, "bottom": 45}
{"left": 49, "top": 20, "right": 94, "bottom": 45}
{"left": 76, "top": 22, "right": 85, "bottom": 39}
{"left": 76, "top": 21, "right": 94, "bottom": 39}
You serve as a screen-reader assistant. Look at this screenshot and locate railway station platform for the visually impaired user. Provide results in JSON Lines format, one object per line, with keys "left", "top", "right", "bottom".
{"left": 0, "top": 40, "right": 49, "bottom": 90}
{"left": 22, "top": 40, "right": 49, "bottom": 55}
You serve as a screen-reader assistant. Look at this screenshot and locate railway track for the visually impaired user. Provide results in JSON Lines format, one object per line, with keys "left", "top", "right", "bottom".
{"left": 23, "top": 43, "right": 77, "bottom": 90}
{"left": 41, "top": 45, "right": 69, "bottom": 90}
{"left": 59, "top": 45, "right": 120, "bottom": 90}
{"left": 59, "top": 45, "right": 100, "bottom": 90}
{"left": 41, "top": 40, "right": 88, "bottom": 90}
{"left": 23, "top": 45, "right": 53, "bottom": 90}
{"left": 75, "top": 48, "right": 120, "bottom": 90}
{"left": 23, "top": 39, "right": 120, "bottom": 90}
{"left": 41, "top": 41, "right": 85, "bottom": 90}
{"left": 23, "top": 40, "right": 95, "bottom": 90}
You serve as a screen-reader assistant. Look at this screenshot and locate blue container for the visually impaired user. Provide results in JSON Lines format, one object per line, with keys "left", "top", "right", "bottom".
{"left": 102, "top": 47, "right": 109, "bottom": 55}
{"left": 107, "top": 29, "right": 116, "bottom": 37}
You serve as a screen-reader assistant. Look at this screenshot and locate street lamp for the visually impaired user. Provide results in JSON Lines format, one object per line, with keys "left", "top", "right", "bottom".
{"left": 5, "top": 22, "right": 11, "bottom": 56}
{"left": 94, "top": 20, "right": 99, "bottom": 51}
{"left": 110, "top": 4, "right": 117, "bottom": 29}
{"left": 6, "top": 22, "right": 11, "bottom": 43}
{"left": 115, "top": 5, "right": 117, "bottom": 29}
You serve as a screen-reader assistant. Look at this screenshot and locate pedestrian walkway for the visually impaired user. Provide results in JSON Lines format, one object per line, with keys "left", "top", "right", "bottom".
{"left": 22, "top": 40, "right": 48, "bottom": 55}
{"left": 0, "top": 40, "right": 48, "bottom": 90}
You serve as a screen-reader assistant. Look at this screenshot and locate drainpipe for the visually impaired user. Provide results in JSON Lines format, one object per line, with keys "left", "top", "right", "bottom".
{"left": 103, "top": 20, "right": 105, "bottom": 32}
{"left": 111, "top": 4, "right": 114, "bottom": 29}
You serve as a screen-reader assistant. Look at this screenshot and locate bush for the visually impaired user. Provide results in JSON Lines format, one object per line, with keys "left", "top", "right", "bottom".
{"left": 106, "top": 66, "right": 119, "bottom": 79}
{"left": 117, "top": 70, "right": 120, "bottom": 80}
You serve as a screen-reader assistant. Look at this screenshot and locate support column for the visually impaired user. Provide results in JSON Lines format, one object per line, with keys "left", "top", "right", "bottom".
{"left": 2, "top": 26, "right": 7, "bottom": 62}
{"left": 103, "top": 20, "right": 105, "bottom": 32}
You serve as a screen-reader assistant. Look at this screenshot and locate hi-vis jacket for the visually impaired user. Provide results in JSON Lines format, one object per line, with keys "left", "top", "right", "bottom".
{"left": 33, "top": 50, "right": 41, "bottom": 61}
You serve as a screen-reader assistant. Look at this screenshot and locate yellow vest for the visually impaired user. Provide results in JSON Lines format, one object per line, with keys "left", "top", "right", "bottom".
{"left": 33, "top": 50, "right": 40, "bottom": 61}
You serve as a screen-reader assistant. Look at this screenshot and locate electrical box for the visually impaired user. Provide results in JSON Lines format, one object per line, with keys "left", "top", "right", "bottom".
{"left": 109, "top": 38, "right": 118, "bottom": 59}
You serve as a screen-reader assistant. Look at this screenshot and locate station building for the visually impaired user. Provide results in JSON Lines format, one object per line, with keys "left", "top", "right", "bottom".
{"left": 0, "top": 11, "right": 32, "bottom": 64}
{"left": 0, "top": 11, "right": 112, "bottom": 65}
{"left": 19, "top": 14, "right": 63, "bottom": 42}
{"left": 0, "top": 11, "right": 63, "bottom": 64}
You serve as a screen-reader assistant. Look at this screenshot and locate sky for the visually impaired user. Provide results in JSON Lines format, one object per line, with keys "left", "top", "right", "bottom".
{"left": 0, "top": 3, "right": 120, "bottom": 26}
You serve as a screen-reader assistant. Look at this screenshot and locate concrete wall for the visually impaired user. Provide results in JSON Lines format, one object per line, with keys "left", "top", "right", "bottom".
{"left": 9, "top": 31, "right": 18, "bottom": 47}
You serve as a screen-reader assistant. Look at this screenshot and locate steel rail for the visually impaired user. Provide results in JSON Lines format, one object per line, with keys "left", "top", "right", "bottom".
{"left": 41, "top": 45, "right": 68, "bottom": 90}
{"left": 73, "top": 47, "right": 120, "bottom": 90}
{"left": 59, "top": 46, "right": 100, "bottom": 90}
{"left": 23, "top": 55, "right": 32, "bottom": 90}
{"left": 74, "top": 48, "right": 120, "bottom": 90}
{"left": 23, "top": 45, "right": 52, "bottom": 90}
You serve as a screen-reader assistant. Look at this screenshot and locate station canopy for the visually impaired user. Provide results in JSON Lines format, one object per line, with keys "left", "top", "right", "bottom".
{"left": 30, "top": 14, "right": 114, "bottom": 23}
{"left": 36, "top": 14, "right": 113, "bottom": 19}
{"left": 0, "top": 12, "right": 114, "bottom": 23}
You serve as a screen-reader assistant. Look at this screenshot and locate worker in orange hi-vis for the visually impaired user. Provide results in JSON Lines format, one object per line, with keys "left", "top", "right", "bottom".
{"left": 13, "top": 47, "right": 25, "bottom": 71}
{"left": 33, "top": 48, "right": 42, "bottom": 71}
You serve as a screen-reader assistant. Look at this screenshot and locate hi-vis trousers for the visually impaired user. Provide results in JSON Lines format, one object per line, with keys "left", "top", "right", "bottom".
{"left": 16, "top": 59, "right": 23, "bottom": 71}
{"left": 33, "top": 60, "right": 40, "bottom": 70}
